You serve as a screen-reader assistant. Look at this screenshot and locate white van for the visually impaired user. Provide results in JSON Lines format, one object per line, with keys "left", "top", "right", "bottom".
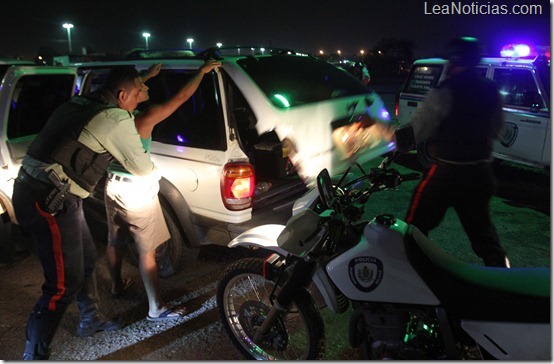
{"left": 397, "top": 45, "right": 550, "bottom": 170}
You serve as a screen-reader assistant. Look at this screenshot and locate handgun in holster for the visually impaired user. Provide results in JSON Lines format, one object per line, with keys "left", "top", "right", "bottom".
{"left": 44, "top": 170, "right": 71, "bottom": 214}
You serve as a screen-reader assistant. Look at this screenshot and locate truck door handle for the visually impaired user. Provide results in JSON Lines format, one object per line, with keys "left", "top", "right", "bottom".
{"left": 520, "top": 119, "right": 541, "bottom": 125}
{"left": 408, "top": 101, "right": 418, "bottom": 107}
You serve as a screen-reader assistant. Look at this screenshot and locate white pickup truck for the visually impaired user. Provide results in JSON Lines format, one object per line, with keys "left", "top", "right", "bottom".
{"left": 0, "top": 48, "right": 393, "bottom": 276}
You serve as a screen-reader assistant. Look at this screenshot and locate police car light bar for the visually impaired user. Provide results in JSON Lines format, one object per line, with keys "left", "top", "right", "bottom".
{"left": 500, "top": 44, "right": 531, "bottom": 58}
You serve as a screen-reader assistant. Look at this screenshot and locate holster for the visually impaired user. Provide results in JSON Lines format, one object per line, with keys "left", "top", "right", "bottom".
{"left": 44, "top": 170, "right": 71, "bottom": 214}
{"left": 16, "top": 169, "right": 71, "bottom": 215}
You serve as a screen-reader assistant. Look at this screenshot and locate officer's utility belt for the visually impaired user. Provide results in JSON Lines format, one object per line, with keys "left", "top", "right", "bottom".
{"left": 17, "top": 169, "right": 72, "bottom": 214}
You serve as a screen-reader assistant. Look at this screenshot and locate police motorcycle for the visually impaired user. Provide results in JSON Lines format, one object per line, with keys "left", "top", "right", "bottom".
{"left": 216, "top": 151, "right": 550, "bottom": 360}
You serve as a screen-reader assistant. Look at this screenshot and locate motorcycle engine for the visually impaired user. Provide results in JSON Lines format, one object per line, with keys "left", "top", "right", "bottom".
{"left": 350, "top": 303, "right": 447, "bottom": 360}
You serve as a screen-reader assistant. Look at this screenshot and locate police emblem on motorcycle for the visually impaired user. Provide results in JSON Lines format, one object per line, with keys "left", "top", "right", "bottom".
{"left": 349, "top": 256, "right": 383, "bottom": 292}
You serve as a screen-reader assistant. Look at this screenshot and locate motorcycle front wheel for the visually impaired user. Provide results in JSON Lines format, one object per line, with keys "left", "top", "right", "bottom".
{"left": 216, "top": 257, "right": 325, "bottom": 360}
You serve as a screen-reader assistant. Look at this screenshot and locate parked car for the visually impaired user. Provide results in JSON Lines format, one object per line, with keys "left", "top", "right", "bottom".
{"left": 0, "top": 47, "right": 393, "bottom": 276}
{"left": 0, "top": 58, "right": 34, "bottom": 79}
{"left": 396, "top": 44, "right": 550, "bottom": 170}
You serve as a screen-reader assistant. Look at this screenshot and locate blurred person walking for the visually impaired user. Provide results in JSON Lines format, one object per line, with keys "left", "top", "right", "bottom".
{"left": 391, "top": 37, "right": 509, "bottom": 267}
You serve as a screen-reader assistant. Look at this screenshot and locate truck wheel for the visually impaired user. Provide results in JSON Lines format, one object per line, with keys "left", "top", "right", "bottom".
{"left": 157, "top": 201, "right": 200, "bottom": 277}
{"left": 127, "top": 199, "right": 200, "bottom": 278}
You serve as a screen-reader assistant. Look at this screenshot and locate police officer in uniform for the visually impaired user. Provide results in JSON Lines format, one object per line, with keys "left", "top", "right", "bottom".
{"left": 394, "top": 37, "right": 510, "bottom": 268}
{"left": 13, "top": 66, "right": 158, "bottom": 359}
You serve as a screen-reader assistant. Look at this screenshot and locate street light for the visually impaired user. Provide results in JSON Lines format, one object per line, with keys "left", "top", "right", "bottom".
{"left": 142, "top": 32, "right": 150, "bottom": 50}
{"left": 62, "top": 23, "right": 74, "bottom": 53}
{"left": 186, "top": 38, "right": 194, "bottom": 49}
{"left": 216, "top": 42, "right": 222, "bottom": 48}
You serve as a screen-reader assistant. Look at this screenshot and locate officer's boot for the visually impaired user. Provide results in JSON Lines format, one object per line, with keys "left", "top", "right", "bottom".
{"left": 22, "top": 305, "right": 66, "bottom": 360}
{"left": 76, "top": 273, "right": 122, "bottom": 337}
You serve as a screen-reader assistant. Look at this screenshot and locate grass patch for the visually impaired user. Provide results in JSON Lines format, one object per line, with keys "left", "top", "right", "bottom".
{"left": 359, "top": 154, "right": 550, "bottom": 267}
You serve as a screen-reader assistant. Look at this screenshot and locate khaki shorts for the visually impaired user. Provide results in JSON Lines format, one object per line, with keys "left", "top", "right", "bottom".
{"left": 105, "top": 176, "right": 170, "bottom": 255}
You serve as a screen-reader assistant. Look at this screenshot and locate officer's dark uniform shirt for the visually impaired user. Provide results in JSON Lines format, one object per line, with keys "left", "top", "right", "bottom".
{"left": 407, "top": 68, "right": 504, "bottom": 163}
{"left": 22, "top": 92, "right": 157, "bottom": 198}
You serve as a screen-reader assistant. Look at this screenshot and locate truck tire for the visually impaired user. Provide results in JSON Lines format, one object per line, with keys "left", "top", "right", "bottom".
{"left": 127, "top": 198, "right": 200, "bottom": 278}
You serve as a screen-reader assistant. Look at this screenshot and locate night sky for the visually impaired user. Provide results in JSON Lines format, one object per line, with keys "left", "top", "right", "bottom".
{"left": 1, "top": 0, "right": 551, "bottom": 60}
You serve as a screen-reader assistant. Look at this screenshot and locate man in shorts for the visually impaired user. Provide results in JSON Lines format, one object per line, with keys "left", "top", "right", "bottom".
{"left": 105, "top": 59, "right": 220, "bottom": 320}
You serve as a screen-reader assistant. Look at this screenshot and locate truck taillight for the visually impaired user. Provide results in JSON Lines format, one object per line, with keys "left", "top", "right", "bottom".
{"left": 221, "top": 162, "right": 255, "bottom": 210}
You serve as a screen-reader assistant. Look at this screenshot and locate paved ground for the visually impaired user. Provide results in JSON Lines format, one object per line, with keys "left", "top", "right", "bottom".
{"left": 0, "top": 230, "right": 366, "bottom": 360}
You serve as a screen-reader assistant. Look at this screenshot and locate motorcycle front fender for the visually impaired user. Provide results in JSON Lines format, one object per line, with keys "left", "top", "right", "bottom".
{"left": 228, "top": 224, "right": 289, "bottom": 256}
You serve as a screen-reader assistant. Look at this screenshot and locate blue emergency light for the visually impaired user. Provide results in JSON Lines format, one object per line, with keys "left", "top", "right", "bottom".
{"left": 500, "top": 44, "right": 531, "bottom": 58}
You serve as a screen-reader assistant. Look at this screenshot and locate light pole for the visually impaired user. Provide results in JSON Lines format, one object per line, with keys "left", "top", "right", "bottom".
{"left": 63, "top": 23, "right": 74, "bottom": 53}
{"left": 143, "top": 32, "right": 150, "bottom": 50}
{"left": 186, "top": 38, "right": 194, "bottom": 49}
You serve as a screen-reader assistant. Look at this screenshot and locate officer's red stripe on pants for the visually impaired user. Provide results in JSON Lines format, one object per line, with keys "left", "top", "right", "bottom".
{"left": 37, "top": 202, "right": 66, "bottom": 311}
{"left": 406, "top": 163, "right": 438, "bottom": 224}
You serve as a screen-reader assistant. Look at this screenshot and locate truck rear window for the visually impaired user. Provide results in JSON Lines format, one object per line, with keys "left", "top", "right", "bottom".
{"left": 145, "top": 70, "right": 226, "bottom": 151}
{"left": 403, "top": 65, "right": 443, "bottom": 95}
{"left": 237, "top": 55, "right": 368, "bottom": 108}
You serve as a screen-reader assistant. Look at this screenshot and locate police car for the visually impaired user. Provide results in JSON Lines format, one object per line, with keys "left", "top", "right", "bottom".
{"left": 397, "top": 44, "right": 550, "bottom": 170}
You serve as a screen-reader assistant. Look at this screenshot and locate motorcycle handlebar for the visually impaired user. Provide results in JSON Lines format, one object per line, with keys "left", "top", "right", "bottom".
{"left": 400, "top": 172, "right": 421, "bottom": 182}
{"left": 324, "top": 156, "right": 421, "bottom": 211}
{"left": 335, "top": 168, "right": 420, "bottom": 208}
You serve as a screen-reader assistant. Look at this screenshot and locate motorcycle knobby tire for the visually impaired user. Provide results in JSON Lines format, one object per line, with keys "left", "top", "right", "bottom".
{"left": 216, "top": 257, "right": 325, "bottom": 360}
